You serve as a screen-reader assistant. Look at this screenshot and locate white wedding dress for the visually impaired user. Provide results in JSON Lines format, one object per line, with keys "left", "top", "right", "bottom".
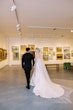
{"left": 30, "top": 48, "right": 64, "bottom": 98}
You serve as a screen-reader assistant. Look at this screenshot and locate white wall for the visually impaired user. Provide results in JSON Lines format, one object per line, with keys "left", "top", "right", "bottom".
{"left": 0, "top": 35, "right": 8, "bottom": 69}
{"left": 7, "top": 36, "right": 73, "bottom": 65}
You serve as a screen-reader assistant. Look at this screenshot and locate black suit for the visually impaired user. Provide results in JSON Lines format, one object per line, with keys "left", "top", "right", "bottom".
{"left": 22, "top": 52, "right": 34, "bottom": 88}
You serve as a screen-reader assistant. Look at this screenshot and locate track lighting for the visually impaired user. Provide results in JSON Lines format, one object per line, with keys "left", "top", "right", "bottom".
{"left": 11, "top": 0, "right": 22, "bottom": 36}
{"left": 11, "top": 3, "right": 16, "bottom": 11}
{"left": 16, "top": 24, "right": 20, "bottom": 30}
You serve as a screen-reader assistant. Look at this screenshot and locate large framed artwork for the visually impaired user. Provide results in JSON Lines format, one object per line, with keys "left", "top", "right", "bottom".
{"left": 3, "top": 49, "right": 7, "bottom": 60}
{"left": 12, "top": 46, "right": 19, "bottom": 60}
{"left": 0, "top": 48, "right": 3, "bottom": 61}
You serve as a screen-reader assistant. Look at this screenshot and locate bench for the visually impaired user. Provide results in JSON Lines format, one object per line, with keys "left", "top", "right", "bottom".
{"left": 45, "top": 64, "right": 59, "bottom": 71}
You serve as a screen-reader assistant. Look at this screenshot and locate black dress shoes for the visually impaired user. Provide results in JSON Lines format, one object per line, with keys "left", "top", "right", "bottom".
{"left": 26, "top": 86, "right": 30, "bottom": 89}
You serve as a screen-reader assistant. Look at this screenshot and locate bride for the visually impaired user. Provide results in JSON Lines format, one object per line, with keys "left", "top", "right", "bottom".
{"left": 30, "top": 48, "right": 64, "bottom": 98}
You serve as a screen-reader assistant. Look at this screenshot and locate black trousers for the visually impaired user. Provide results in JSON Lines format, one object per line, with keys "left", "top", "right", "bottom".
{"left": 25, "top": 70, "right": 30, "bottom": 87}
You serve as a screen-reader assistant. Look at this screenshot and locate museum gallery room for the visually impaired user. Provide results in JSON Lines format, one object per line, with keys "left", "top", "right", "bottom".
{"left": 0, "top": 0, "right": 73, "bottom": 110}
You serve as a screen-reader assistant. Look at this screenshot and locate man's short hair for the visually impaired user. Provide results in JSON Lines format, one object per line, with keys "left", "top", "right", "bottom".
{"left": 26, "top": 47, "right": 30, "bottom": 51}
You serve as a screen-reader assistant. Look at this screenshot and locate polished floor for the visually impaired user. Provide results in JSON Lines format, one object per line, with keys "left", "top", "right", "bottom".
{"left": 0, "top": 65, "right": 73, "bottom": 110}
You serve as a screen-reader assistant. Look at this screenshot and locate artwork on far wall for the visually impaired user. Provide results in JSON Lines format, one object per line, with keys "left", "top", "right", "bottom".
{"left": 20, "top": 45, "right": 27, "bottom": 55}
{"left": 63, "top": 47, "right": 70, "bottom": 59}
{"left": 28, "top": 44, "right": 35, "bottom": 51}
{"left": 71, "top": 50, "right": 73, "bottom": 57}
{"left": 28, "top": 44, "right": 35, "bottom": 57}
{"left": 56, "top": 54, "right": 63, "bottom": 60}
{"left": 56, "top": 47, "right": 62, "bottom": 52}
{"left": 0, "top": 48, "right": 3, "bottom": 61}
{"left": 20, "top": 45, "right": 27, "bottom": 51}
{"left": 43, "top": 47, "right": 48, "bottom": 60}
{"left": 64, "top": 53, "right": 70, "bottom": 59}
{"left": 12, "top": 46, "right": 19, "bottom": 60}
{"left": 63, "top": 47, "right": 70, "bottom": 53}
{"left": 3, "top": 49, "right": 7, "bottom": 60}
{"left": 12, "top": 46, "right": 19, "bottom": 52}
{"left": 48, "top": 47, "right": 55, "bottom": 60}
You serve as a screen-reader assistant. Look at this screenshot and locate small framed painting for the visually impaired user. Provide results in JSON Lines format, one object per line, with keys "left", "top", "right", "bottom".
{"left": 13, "top": 52, "right": 19, "bottom": 60}
{"left": 64, "top": 53, "right": 70, "bottom": 59}
{"left": 28, "top": 44, "right": 35, "bottom": 51}
{"left": 12, "top": 46, "right": 19, "bottom": 52}
{"left": 63, "top": 47, "right": 70, "bottom": 53}
{"left": 56, "top": 47, "right": 62, "bottom": 52}
{"left": 56, "top": 54, "right": 63, "bottom": 60}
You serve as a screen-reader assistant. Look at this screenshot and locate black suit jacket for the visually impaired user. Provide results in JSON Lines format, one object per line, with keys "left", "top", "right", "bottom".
{"left": 22, "top": 52, "right": 34, "bottom": 70}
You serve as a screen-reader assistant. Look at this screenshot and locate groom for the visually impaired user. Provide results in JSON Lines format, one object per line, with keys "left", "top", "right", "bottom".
{"left": 22, "top": 47, "right": 34, "bottom": 89}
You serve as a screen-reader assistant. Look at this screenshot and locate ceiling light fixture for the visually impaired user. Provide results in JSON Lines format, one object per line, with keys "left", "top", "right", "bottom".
{"left": 11, "top": 0, "right": 22, "bottom": 36}
{"left": 27, "top": 26, "right": 73, "bottom": 30}
{"left": 16, "top": 24, "right": 20, "bottom": 30}
{"left": 11, "top": 3, "right": 16, "bottom": 11}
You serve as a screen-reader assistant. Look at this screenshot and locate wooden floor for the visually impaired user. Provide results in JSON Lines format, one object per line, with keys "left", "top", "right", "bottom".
{"left": 0, "top": 65, "right": 73, "bottom": 110}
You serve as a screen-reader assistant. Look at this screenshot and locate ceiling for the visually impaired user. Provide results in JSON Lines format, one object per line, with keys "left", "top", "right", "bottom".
{"left": 0, "top": 0, "right": 73, "bottom": 38}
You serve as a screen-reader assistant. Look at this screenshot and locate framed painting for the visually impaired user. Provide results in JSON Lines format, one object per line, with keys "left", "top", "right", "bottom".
{"left": 20, "top": 45, "right": 27, "bottom": 54}
{"left": 28, "top": 44, "right": 35, "bottom": 51}
{"left": 63, "top": 47, "right": 70, "bottom": 53}
{"left": 43, "top": 54, "right": 49, "bottom": 61}
{"left": 48, "top": 47, "right": 53, "bottom": 52}
{"left": 56, "top": 54, "right": 63, "bottom": 60}
{"left": 43, "top": 47, "right": 48, "bottom": 52}
{"left": 12, "top": 46, "right": 19, "bottom": 60}
{"left": 64, "top": 53, "right": 70, "bottom": 59}
{"left": 43, "top": 47, "right": 48, "bottom": 60}
{"left": 0, "top": 48, "right": 3, "bottom": 61}
{"left": 71, "top": 50, "right": 73, "bottom": 57}
{"left": 12, "top": 46, "right": 19, "bottom": 52}
{"left": 3, "top": 49, "right": 7, "bottom": 60}
{"left": 56, "top": 47, "right": 62, "bottom": 52}
{"left": 20, "top": 45, "right": 27, "bottom": 51}
{"left": 13, "top": 52, "right": 19, "bottom": 60}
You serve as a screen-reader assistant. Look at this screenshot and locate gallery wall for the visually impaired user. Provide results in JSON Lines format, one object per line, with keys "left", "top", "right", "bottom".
{"left": 7, "top": 36, "right": 73, "bottom": 65}
{"left": 0, "top": 35, "right": 8, "bottom": 69}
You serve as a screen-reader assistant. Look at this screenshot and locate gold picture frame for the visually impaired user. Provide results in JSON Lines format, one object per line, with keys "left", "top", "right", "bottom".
{"left": 3, "top": 49, "right": 7, "bottom": 60}
{"left": 0, "top": 48, "right": 3, "bottom": 61}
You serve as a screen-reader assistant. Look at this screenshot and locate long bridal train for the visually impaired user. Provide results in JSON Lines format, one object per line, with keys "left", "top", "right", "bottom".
{"left": 30, "top": 48, "right": 64, "bottom": 98}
